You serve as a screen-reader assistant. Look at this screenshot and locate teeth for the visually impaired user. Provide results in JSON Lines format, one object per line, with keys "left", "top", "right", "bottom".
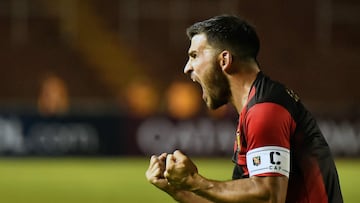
{"left": 191, "top": 74, "right": 196, "bottom": 82}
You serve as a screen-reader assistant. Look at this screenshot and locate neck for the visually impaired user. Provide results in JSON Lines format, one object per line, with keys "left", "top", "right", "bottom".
{"left": 228, "top": 62, "right": 260, "bottom": 113}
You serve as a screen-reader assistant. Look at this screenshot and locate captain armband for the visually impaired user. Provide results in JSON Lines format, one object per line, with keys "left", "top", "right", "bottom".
{"left": 246, "top": 146, "right": 290, "bottom": 177}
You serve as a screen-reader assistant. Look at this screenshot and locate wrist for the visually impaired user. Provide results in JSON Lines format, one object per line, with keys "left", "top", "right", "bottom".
{"left": 164, "top": 185, "right": 191, "bottom": 202}
{"left": 186, "top": 173, "right": 213, "bottom": 192}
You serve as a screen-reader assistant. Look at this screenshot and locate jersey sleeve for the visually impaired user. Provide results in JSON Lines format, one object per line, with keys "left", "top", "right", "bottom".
{"left": 244, "top": 102, "right": 296, "bottom": 177}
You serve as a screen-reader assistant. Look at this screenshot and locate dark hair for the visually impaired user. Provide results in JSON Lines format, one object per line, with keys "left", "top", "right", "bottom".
{"left": 186, "top": 15, "right": 260, "bottom": 61}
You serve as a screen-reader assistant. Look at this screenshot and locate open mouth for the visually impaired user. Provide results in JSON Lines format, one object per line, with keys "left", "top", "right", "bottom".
{"left": 190, "top": 74, "right": 197, "bottom": 83}
{"left": 189, "top": 73, "right": 207, "bottom": 102}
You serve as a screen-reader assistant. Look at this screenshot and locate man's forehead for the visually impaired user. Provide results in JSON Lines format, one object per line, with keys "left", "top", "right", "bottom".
{"left": 188, "top": 34, "right": 211, "bottom": 52}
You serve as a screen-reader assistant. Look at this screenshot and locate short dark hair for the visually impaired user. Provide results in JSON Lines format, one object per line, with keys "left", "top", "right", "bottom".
{"left": 186, "top": 15, "right": 260, "bottom": 61}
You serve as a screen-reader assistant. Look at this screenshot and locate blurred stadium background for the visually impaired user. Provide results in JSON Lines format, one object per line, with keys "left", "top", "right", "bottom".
{"left": 0, "top": 0, "right": 359, "bottom": 202}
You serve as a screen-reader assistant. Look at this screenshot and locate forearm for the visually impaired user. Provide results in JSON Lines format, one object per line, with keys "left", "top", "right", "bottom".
{"left": 187, "top": 174, "right": 288, "bottom": 203}
{"left": 190, "top": 175, "right": 265, "bottom": 203}
{"left": 162, "top": 150, "right": 287, "bottom": 202}
{"left": 168, "top": 189, "right": 214, "bottom": 203}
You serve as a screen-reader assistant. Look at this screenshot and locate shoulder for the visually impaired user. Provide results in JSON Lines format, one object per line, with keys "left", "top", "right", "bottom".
{"left": 248, "top": 72, "right": 300, "bottom": 119}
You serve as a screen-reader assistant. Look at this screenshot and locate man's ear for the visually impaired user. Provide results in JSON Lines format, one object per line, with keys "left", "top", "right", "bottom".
{"left": 219, "top": 50, "right": 233, "bottom": 73}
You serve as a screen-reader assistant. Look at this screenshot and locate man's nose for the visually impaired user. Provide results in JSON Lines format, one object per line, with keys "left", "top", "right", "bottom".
{"left": 183, "top": 61, "right": 192, "bottom": 74}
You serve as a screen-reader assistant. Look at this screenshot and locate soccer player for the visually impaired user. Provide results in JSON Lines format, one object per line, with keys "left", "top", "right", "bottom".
{"left": 146, "top": 15, "right": 343, "bottom": 203}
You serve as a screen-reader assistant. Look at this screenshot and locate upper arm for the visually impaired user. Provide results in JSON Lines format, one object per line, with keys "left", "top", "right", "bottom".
{"left": 245, "top": 102, "right": 295, "bottom": 150}
{"left": 241, "top": 103, "right": 294, "bottom": 201}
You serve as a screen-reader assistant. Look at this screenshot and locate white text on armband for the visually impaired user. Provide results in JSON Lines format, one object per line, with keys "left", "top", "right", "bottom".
{"left": 246, "top": 146, "right": 290, "bottom": 177}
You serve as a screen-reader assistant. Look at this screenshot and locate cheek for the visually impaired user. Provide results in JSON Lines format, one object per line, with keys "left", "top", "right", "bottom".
{"left": 202, "top": 66, "right": 219, "bottom": 92}
{"left": 193, "top": 61, "right": 206, "bottom": 76}
{"left": 207, "top": 67, "right": 230, "bottom": 95}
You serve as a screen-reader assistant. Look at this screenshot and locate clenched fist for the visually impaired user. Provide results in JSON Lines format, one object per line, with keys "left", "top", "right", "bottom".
{"left": 145, "top": 153, "right": 170, "bottom": 190}
{"left": 164, "top": 150, "right": 198, "bottom": 190}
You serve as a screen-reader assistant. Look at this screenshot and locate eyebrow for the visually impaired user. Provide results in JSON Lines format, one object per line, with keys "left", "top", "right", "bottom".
{"left": 188, "top": 50, "right": 197, "bottom": 57}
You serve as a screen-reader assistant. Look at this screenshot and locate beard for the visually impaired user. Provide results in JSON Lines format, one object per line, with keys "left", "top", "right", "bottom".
{"left": 202, "top": 63, "right": 231, "bottom": 110}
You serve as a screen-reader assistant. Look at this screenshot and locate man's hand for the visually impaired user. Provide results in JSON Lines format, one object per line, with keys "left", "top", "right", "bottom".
{"left": 146, "top": 152, "right": 213, "bottom": 203}
{"left": 145, "top": 153, "right": 170, "bottom": 190}
{"left": 164, "top": 150, "right": 198, "bottom": 190}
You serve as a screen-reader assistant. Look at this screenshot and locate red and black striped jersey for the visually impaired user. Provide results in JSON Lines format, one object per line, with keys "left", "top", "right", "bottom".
{"left": 232, "top": 71, "right": 343, "bottom": 203}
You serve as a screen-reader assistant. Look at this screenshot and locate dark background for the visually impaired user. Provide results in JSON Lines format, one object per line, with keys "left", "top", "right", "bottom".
{"left": 0, "top": 0, "right": 359, "bottom": 156}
